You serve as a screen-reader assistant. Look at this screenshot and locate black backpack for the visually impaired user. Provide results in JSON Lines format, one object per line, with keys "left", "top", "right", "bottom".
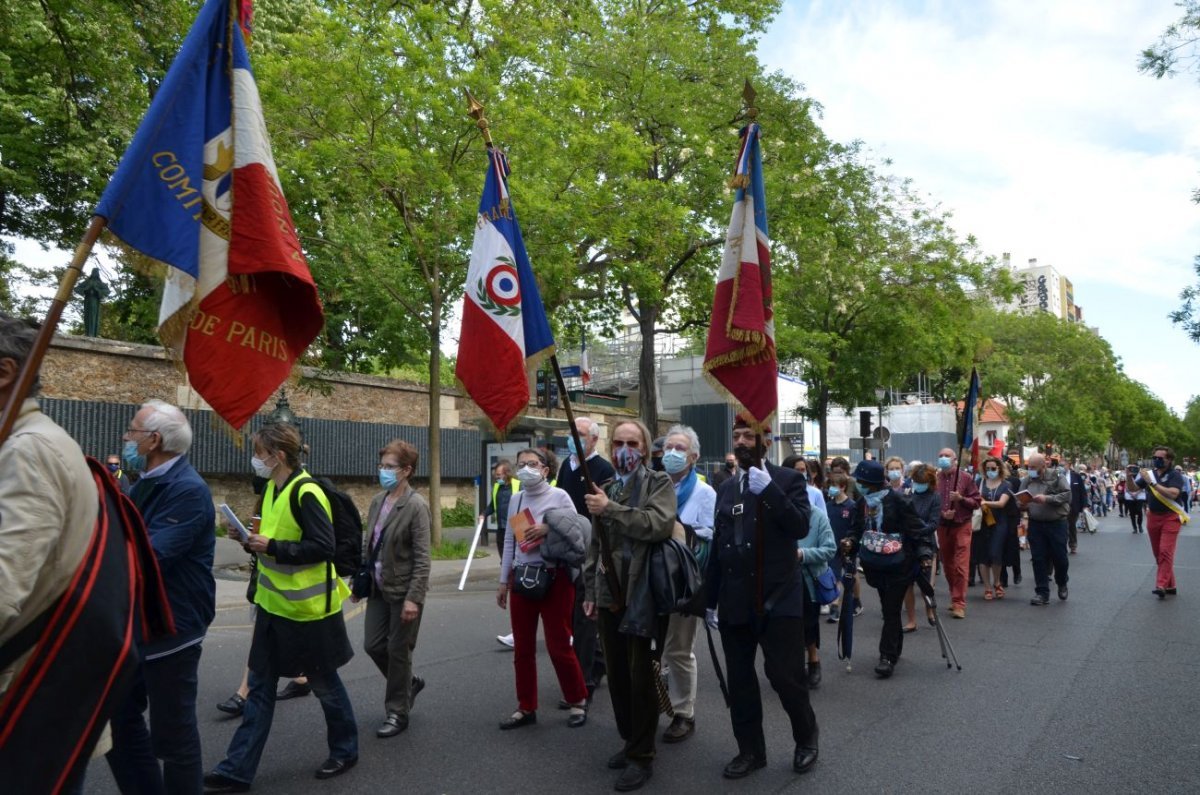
{"left": 289, "top": 475, "right": 363, "bottom": 577}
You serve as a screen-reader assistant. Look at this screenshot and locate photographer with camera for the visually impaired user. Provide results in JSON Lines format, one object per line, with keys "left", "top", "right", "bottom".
{"left": 1125, "top": 465, "right": 1146, "bottom": 534}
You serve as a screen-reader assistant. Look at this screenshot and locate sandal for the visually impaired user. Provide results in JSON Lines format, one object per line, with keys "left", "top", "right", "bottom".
{"left": 983, "top": 589, "right": 994, "bottom": 601}
{"left": 994, "top": 585, "right": 1005, "bottom": 599}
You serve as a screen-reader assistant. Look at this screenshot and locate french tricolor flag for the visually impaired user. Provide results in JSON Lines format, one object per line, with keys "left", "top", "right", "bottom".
{"left": 95, "top": 0, "right": 323, "bottom": 429}
{"left": 703, "top": 122, "right": 777, "bottom": 429}
{"left": 455, "top": 148, "right": 555, "bottom": 433}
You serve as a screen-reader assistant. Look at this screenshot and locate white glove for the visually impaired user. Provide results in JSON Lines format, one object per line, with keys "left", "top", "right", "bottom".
{"left": 704, "top": 608, "right": 719, "bottom": 630}
{"left": 747, "top": 465, "right": 771, "bottom": 495}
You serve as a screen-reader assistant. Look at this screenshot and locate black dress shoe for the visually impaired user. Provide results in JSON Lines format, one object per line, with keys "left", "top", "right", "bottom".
{"left": 1154, "top": 588, "right": 1166, "bottom": 599}
{"left": 661, "top": 714, "right": 694, "bottom": 743}
{"left": 723, "top": 752, "right": 766, "bottom": 779}
{"left": 277, "top": 680, "right": 312, "bottom": 700}
{"left": 567, "top": 704, "right": 588, "bottom": 729}
{"left": 794, "top": 744, "right": 819, "bottom": 774}
{"left": 314, "top": 757, "right": 356, "bottom": 780}
{"left": 203, "top": 772, "right": 250, "bottom": 793}
{"left": 499, "top": 710, "right": 536, "bottom": 730}
{"left": 216, "top": 694, "right": 246, "bottom": 716}
{"left": 376, "top": 713, "right": 408, "bottom": 738}
{"left": 615, "top": 762, "right": 652, "bottom": 792}
{"left": 410, "top": 676, "right": 425, "bottom": 705}
{"left": 607, "top": 750, "right": 629, "bottom": 770}
{"left": 1058, "top": 585, "right": 1069, "bottom": 601}
{"left": 806, "top": 661, "right": 822, "bottom": 690}
{"left": 1166, "top": 588, "right": 1178, "bottom": 595}
{"left": 874, "top": 656, "right": 894, "bottom": 678}
{"left": 1030, "top": 594, "right": 1049, "bottom": 605}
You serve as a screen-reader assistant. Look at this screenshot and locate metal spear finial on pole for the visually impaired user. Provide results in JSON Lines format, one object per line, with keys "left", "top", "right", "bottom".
{"left": 465, "top": 90, "right": 494, "bottom": 148}
{"left": 743, "top": 79, "right": 758, "bottom": 120}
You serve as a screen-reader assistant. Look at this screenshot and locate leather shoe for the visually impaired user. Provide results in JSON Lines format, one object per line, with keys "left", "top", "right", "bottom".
{"left": 723, "top": 752, "right": 766, "bottom": 779}
{"left": 1058, "top": 585, "right": 1068, "bottom": 601}
{"left": 607, "top": 750, "right": 629, "bottom": 770}
{"left": 794, "top": 744, "right": 819, "bottom": 774}
{"left": 215, "top": 694, "right": 246, "bottom": 716}
{"left": 1154, "top": 588, "right": 1166, "bottom": 599}
{"left": 410, "top": 676, "right": 425, "bottom": 705}
{"left": 1030, "top": 594, "right": 1049, "bottom": 606}
{"left": 806, "top": 660, "right": 822, "bottom": 689}
{"left": 203, "top": 772, "right": 249, "bottom": 793}
{"left": 661, "top": 714, "right": 694, "bottom": 743}
{"left": 614, "top": 762, "right": 652, "bottom": 792}
{"left": 499, "top": 710, "right": 536, "bottom": 730}
{"left": 314, "top": 757, "right": 356, "bottom": 780}
{"left": 277, "top": 680, "right": 312, "bottom": 700}
{"left": 376, "top": 713, "right": 408, "bottom": 738}
{"left": 567, "top": 706, "right": 588, "bottom": 729}
{"left": 874, "top": 656, "right": 894, "bottom": 678}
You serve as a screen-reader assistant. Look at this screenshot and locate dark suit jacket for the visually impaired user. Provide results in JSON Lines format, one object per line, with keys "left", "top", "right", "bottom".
{"left": 706, "top": 462, "right": 811, "bottom": 625}
{"left": 1068, "top": 471, "right": 1086, "bottom": 513}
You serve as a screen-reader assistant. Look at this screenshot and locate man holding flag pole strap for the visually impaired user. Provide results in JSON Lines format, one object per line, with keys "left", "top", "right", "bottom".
{"left": 701, "top": 83, "right": 819, "bottom": 781}
{"left": 936, "top": 368, "right": 983, "bottom": 619}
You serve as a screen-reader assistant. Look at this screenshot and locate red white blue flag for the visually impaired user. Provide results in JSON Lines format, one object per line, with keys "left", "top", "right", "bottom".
{"left": 703, "top": 123, "right": 777, "bottom": 429}
{"left": 94, "top": 0, "right": 323, "bottom": 429}
{"left": 455, "top": 148, "right": 555, "bottom": 433}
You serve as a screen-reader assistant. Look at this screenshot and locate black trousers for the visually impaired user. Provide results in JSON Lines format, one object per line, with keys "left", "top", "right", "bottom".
{"left": 720, "top": 617, "right": 818, "bottom": 759}
{"left": 572, "top": 573, "right": 605, "bottom": 689}
{"left": 597, "top": 609, "right": 665, "bottom": 765}
{"left": 864, "top": 569, "right": 913, "bottom": 663}
{"left": 1067, "top": 510, "right": 1080, "bottom": 550}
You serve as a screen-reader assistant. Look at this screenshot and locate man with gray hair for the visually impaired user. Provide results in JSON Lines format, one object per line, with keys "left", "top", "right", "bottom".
{"left": 659, "top": 423, "right": 715, "bottom": 743}
{"left": 106, "top": 400, "right": 215, "bottom": 795}
{"left": 556, "top": 416, "right": 616, "bottom": 702}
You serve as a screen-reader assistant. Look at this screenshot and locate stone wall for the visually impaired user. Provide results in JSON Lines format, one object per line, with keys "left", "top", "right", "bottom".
{"left": 38, "top": 334, "right": 670, "bottom": 511}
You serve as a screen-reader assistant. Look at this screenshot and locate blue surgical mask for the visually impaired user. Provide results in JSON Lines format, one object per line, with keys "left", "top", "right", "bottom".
{"left": 912, "top": 482, "right": 929, "bottom": 494}
{"left": 568, "top": 436, "right": 581, "bottom": 459}
{"left": 1029, "top": 469, "right": 1041, "bottom": 479}
{"left": 864, "top": 488, "right": 886, "bottom": 508}
{"left": 986, "top": 469, "right": 999, "bottom": 479}
{"left": 122, "top": 440, "right": 146, "bottom": 473}
{"left": 826, "top": 485, "right": 841, "bottom": 499}
{"left": 887, "top": 469, "right": 902, "bottom": 482}
{"left": 937, "top": 456, "right": 952, "bottom": 470}
{"left": 379, "top": 468, "right": 398, "bottom": 490}
{"left": 662, "top": 449, "right": 688, "bottom": 475}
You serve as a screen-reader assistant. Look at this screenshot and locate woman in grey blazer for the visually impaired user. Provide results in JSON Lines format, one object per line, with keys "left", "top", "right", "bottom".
{"left": 358, "top": 439, "right": 432, "bottom": 739}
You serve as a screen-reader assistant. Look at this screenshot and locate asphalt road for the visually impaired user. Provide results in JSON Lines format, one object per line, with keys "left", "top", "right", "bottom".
{"left": 79, "top": 511, "right": 1200, "bottom": 794}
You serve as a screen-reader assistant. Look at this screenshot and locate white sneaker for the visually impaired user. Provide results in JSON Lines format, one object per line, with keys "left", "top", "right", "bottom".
{"left": 496, "top": 633, "right": 515, "bottom": 648}
{"left": 820, "top": 604, "right": 831, "bottom": 616}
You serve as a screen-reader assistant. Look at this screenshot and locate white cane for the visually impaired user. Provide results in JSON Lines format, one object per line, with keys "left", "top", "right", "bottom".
{"left": 458, "top": 516, "right": 486, "bottom": 591}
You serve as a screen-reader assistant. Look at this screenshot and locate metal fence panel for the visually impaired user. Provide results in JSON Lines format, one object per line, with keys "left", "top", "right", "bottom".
{"left": 38, "top": 398, "right": 480, "bottom": 478}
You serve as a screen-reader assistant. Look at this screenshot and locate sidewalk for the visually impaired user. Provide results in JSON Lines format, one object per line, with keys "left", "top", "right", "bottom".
{"left": 213, "top": 525, "right": 501, "bottom": 609}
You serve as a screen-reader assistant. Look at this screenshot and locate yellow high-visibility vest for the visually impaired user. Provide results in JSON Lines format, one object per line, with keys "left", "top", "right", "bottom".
{"left": 492, "top": 477, "right": 520, "bottom": 509}
{"left": 254, "top": 474, "right": 349, "bottom": 621}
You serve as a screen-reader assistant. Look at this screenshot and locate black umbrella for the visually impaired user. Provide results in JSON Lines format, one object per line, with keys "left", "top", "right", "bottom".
{"left": 836, "top": 553, "right": 856, "bottom": 670}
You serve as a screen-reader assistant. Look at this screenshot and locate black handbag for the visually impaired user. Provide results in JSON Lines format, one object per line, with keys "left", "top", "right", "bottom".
{"left": 512, "top": 563, "right": 552, "bottom": 600}
{"left": 352, "top": 517, "right": 386, "bottom": 599}
{"left": 650, "top": 536, "right": 704, "bottom": 616}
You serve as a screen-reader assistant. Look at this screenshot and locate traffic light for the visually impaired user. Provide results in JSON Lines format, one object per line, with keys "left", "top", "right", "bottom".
{"left": 859, "top": 410, "right": 873, "bottom": 438}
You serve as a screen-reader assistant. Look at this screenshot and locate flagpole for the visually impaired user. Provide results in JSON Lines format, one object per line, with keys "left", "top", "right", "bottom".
{"left": 0, "top": 215, "right": 107, "bottom": 447}
{"left": 466, "top": 90, "right": 623, "bottom": 609}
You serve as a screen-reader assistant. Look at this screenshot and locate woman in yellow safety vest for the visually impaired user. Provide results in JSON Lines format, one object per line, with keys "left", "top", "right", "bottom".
{"left": 206, "top": 424, "right": 358, "bottom": 791}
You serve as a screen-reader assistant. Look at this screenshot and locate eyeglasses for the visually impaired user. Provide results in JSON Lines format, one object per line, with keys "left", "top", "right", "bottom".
{"left": 125, "top": 425, "right": 154, "bottom": 436}
{"left": 379, "top": 463, "right": 407, "bottom": 472}
{"left": 662, "top": 443, "right": 689, "bottom": 453}
{"left": 611, "top": 440, "right": 640, "bottom": 449}
{"left": 517, "top": 462, "right": 543, "bottom": 471}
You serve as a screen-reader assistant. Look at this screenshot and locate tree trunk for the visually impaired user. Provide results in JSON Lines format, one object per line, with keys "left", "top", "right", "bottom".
{"left": 638, "top": 302, "right": 659, "bottom": 432}
{"left": 428, "top": 276, "right": 443, "bottom": 548}
{"left": 817, "top": 385, "right": 830, "bottom": 463}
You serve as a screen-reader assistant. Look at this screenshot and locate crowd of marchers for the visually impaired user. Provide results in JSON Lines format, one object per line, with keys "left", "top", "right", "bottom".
{"left": 1, "top": 310, "right": 1193, "bottom": 794}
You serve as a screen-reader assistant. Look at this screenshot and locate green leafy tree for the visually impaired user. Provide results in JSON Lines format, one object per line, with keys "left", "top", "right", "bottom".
{"left": 774, "top": 147, "right": 1006, "bottom": 460}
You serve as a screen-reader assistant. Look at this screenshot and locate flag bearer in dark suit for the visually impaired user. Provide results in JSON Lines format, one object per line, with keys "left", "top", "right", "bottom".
{"left": 705, "top": 415, "right": 818, "bottom": 780}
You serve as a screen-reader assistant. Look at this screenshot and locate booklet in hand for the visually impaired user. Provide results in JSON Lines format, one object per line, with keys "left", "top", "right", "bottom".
{"left": 509, "top": 508, "right": 536, "bottom": 544}
{"left": 1014, "top": 490, "right": 1033, "bottom": 506}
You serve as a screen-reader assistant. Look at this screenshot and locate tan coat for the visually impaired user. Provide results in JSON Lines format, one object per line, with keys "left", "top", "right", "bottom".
{"left": 364, "top": 486, "right": 432, "bottom": 605}
{"left": 0, "top": 400, "right": 97, "bottom": 695}
{"left": 583, "top": 466, "right": 676, "bottom": 609}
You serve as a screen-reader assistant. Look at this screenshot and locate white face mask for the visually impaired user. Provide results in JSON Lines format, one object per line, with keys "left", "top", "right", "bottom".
{"left": 515, "top": 465, "right": 545, "bottom": 487}
{"left": 251, "top": 455, "right": 276, "bottom": 478}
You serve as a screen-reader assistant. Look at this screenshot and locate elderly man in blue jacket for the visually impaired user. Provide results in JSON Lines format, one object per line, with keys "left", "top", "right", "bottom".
{"left": 105, "top": 399, "right": 215, "bottom": 795}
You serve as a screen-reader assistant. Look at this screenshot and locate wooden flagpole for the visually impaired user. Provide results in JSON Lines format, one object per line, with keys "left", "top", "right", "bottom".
{"left": 0, "top": 216, "right": 107, "bottom": 447}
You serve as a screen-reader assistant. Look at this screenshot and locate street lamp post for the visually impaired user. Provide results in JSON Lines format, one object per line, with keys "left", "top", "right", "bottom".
{"left": 1016, "top": 422, "right": 1026, "bottom": 465}
{"left": 874, "top": 387, "right": 887, "bottom": 457}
